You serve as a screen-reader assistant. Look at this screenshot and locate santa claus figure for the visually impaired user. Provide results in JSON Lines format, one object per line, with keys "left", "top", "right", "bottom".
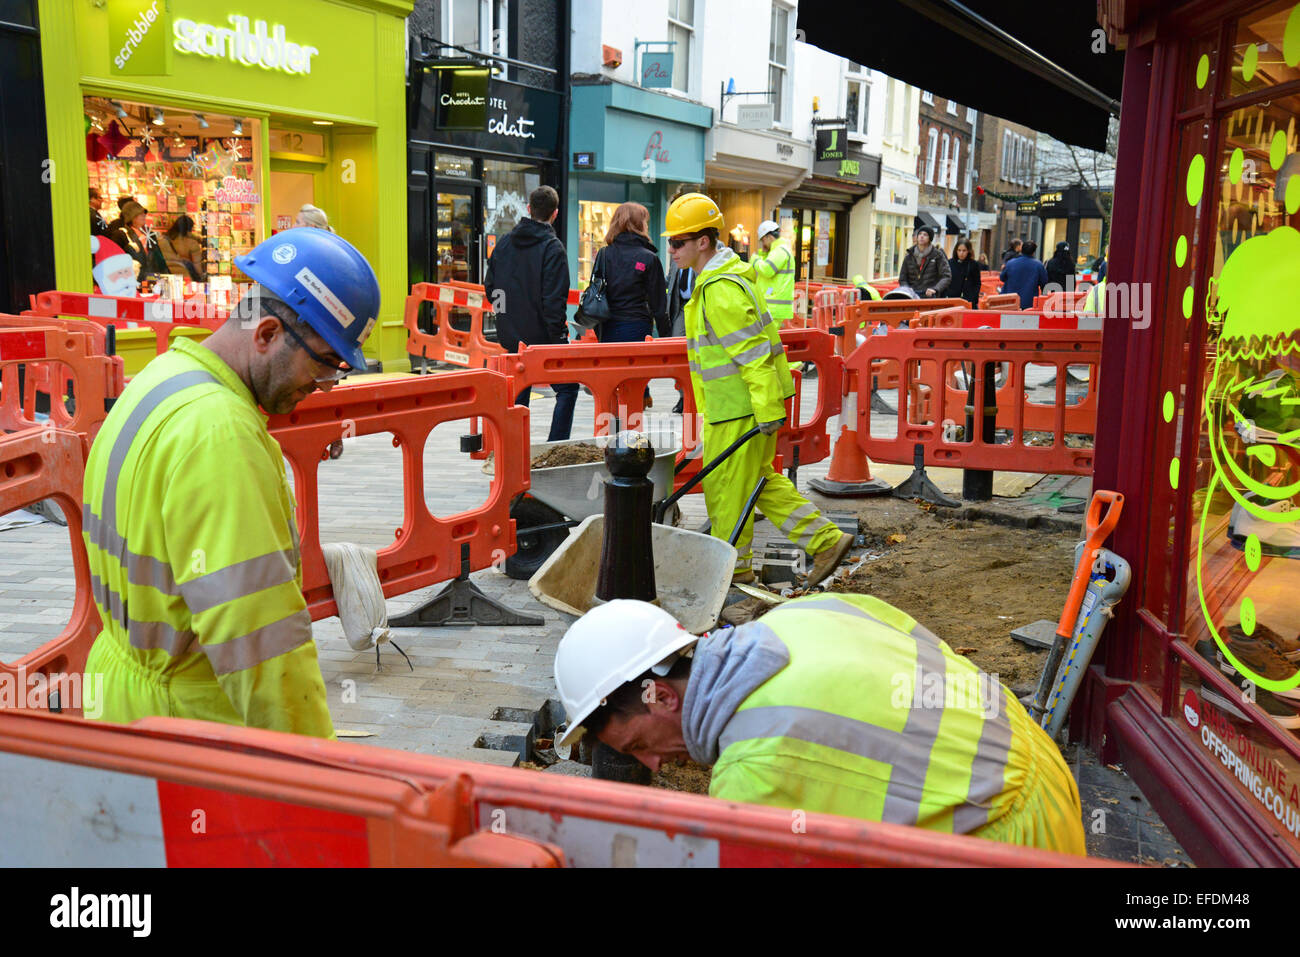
{"left": 91, "top": 234, "right": 138, "bottom": 297}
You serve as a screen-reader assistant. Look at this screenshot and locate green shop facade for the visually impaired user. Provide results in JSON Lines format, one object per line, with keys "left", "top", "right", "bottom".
{"left": 567, "top": 80, "right": 712, "bottom": 289}
{"left": 39, "top": 0, "right": 412, "bottom": 373}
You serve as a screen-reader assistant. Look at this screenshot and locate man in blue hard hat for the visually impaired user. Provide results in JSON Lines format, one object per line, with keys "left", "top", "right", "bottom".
{"left": 82, "top": 228, "right": 381, "bottom": 739}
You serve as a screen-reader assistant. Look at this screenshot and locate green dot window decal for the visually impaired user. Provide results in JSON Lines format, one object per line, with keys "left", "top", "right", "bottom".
{"left": 1229, "top": 148, "right": 1244, "bottom": 184}
{"left": 1286, "top": 3, "right": 1300, "bottom": 67}
{"left": 1186, "top": 154, "right": 1205, "bottom": 206}
{"left": 1175, "top": 234, "right": 1188, "bottom": 267}
{"left": 1243, "top": 43, "right": 1259, "bottom": 82}
{"left": 1170, "top": 457, "right": 1180, "bottom": 490}
{"left": 1245, "top": 534, "right": 1262, "bottom": 572}
{"left": 1163, "top": 391, "right": 1175, "bottom": 422}
{"left": 1182, "top": 285, "right": 1195, "bottom": 319}
{"left": 1196, "top": 224, "right": 1300, "bottom": 693}
{"left": 1196, "top": 54, "right": 1209, "bottom": 88}
{"left": 1271, "top": 130, "right": 1288, "bottom": 170}
{"left": 1288, "top": 175, "right": 1300, "bottom": 216}
{"left": 1240, "top": 597, "right": 1257, "bottom": 636}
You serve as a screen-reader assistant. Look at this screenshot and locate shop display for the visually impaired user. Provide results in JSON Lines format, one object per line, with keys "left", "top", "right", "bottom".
{"left": 578, "top": 201, "right": 619, "bottom": 287}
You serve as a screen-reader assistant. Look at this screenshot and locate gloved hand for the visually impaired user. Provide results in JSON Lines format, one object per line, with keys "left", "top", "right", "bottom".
{"left": 758, "top": 417, "right": 785, "bottom": 435}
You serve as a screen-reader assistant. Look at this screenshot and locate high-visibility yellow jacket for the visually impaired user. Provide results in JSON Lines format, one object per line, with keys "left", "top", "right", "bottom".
{"left": 1082, "top": 278, "right": 1106, "bottom": 315}
{"left": 708, "top": 593, "right": 1085, "bottom": 854}
{"left": 81, "top": 337, "right": 334, "bottom": 738}
{"left": 684, "top": 246, "right": 795, "bottom": 425}
{"left": 746, "top": 238, "right": 796, "bottom": 325}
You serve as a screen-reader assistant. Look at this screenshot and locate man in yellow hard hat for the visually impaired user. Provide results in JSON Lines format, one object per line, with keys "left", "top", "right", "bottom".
{"left": 665, "top": 192, "right": 853, "bottom": 588}
{"left": 745, "top": 220, "right": 796, "bottom": 328}
{"left": 554, "top": 594, "right": 1087, "bottom": 856}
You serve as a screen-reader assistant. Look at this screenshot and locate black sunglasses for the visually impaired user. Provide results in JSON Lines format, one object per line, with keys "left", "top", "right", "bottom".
{"left": 668, "top": 233, "right": 702, "bottom": 250}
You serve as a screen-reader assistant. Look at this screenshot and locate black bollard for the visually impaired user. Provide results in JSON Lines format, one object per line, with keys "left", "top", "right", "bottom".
{"left": 593, "top": 430, "right": 657, "bottom": 786}
{"left": 595, "top": 430, "right": 657, "bottom": 603}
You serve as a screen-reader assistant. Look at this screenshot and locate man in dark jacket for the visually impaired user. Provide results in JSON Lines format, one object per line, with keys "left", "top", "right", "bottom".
{"left": 1000, "top": 238, "right": 1022, "bottom": 265}
{"left": 484, "top": 185, "right": 578, "bottom": 441}
{"left": 898, "top": 226, "right": 951, "bottom": 298}
{"left": 1000, "top": 240, "right": 1049, "bottom": 308}
{"left": 1045, "top": 241, "right": 1076, "bottom": 291}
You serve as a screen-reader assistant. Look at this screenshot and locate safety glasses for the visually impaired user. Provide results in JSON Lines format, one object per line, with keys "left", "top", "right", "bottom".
{"left": 667, "top": 233, "right": 702, "bottom": 250}
{"left": 276, "top": 317, "right": 350, "bottom": 382}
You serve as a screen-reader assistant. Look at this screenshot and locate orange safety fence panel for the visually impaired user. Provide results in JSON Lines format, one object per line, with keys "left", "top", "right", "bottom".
{"left": 1033, "top": 289, "right": 1092, "bottom": 314}
{"left": 0, "top": 427, "right": 100, "bottom": 716}
{"left": 25, "top": 290, "right": 226, "bottom": 360}
{"left": 979, "top": 293, "right": 1022, "bottom": 310}
{"left": 0, "top": 710, "right": 1115, "bottom": 867}
{"left": 0, "top": 325, "right": 125, "bottom": 442}
{"left": 845, "top": 327, "right": 1100, "bottom": 475}
{"left": 266, "top": 369, "right": 530, "bottom": 620}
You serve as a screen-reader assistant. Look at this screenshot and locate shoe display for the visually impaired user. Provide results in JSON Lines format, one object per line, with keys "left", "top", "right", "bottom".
{"left": 1227, "top": 622, "right": 1300, "bottom": 662}
{"left": 1195, "top": 638, "right": 1300, "bottom": 729}
{"left": 804, "top": 532, "right": 854, "bottom": 589}
{"left": 1227, "top": 495, "right": 1300, "bottom": 558}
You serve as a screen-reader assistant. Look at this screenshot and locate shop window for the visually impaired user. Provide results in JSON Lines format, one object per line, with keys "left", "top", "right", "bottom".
{"left": 668, "top": 0, "right": 694, "bottom": 94}
{"left": 483, "top": 159, "right": 541, "bottom": 244}
{"left": 84, "top": 96, "right": 260, "bottom": 300}
{"left": 578, "top": 200, "right": 620, "bottom": 288}
{"left": 1225, "top": 0, "right": 1300, "bottom": 99}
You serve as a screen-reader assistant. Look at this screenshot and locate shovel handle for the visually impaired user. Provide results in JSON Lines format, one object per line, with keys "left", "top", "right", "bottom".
{"left": 1056, "top": 490, "right": 1124, "bottom": 642}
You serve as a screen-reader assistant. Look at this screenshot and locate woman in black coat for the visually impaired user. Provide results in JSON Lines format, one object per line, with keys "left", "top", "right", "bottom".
{"left": 1045, "top": 241, "right": 1076, "bottom": 290}
{"left": 591, "top": 202, "right": 668, "bottom": 343}
{"left": 949, "top": 239, "right": 984, "bottom": 308}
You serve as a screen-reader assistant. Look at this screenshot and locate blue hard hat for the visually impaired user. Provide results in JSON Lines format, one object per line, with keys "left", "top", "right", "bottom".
{"left": 235, "top": 227, "right": 380, "bottom": 371}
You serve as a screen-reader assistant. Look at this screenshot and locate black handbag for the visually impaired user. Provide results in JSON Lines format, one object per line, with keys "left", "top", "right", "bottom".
{"left": 577, "top": 248, "right": 611, "bottom": 327}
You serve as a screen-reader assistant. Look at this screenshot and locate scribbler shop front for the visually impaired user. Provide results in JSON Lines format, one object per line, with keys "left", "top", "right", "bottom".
{"left": 40, "top": 0, "right": 412, "bottom": 373}
{"left": 1085, "top": 0, "right": 1300, "bottom": 865}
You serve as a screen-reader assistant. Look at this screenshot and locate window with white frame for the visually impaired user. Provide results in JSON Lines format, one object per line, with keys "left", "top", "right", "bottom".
{"left": 925, "top": 128, "right": 938, "bottom": 184}
{"left": 884, "top": 77, "right": 896, "bottom": 136}
{"left": 949, "top": 137, "right": 961, "bottom": 189}
{"left": 769, "top": 4, "right": 790, "bottom": 126}
{"left": 668, "top": 0, "right": 694, "bottom": 94}
{"left": 939, "top": 132, "right": 950, "bottom": 187}
{"left": 921, "top": 90, "right": 934, "bottom": 104}
{"left": 946, "top": 98, "right": 958, "bottom": 115}
{"left": 1002, "top": 130, "right": 1013, "bottom": 180}
{"left": 846, "top": 78, "right": 868, "bottom": 136}
{"left": 966, "top": 106, "right": 976, "bottom": 124}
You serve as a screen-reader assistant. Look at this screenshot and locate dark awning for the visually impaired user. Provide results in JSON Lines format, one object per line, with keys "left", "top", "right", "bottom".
{"left": 795, "top": 0, "right": 1124, "bottom": 151}
{"left": 915, "top": 211, "right": 942, "bottom": 232}
{"left": 946, "top": 213, "right": 966, "bottom": 233}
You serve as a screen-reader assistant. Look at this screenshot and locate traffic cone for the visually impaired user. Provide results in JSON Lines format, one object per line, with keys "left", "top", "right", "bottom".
{"left": 809, "top": 386, "right": 892, "bottom": 497}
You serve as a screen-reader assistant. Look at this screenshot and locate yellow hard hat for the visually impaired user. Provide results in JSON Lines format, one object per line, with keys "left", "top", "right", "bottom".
{"left": 662, "top": 193, "right": 725, "bottom": 236}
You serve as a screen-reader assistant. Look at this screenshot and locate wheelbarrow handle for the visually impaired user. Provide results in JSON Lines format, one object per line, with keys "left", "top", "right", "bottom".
{"left": 729, "top": 475, "right": 768, "bottom": 547}
{"left": 654, "top": 425, "right": 763, "bottom": 524}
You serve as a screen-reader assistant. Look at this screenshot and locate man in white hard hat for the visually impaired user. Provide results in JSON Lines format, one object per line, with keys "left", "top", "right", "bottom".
{"left": 745, "top": 219, "right": 797, "bottom": 328}
{"left": 554, "top": 595, "right": 1086, "bottom": 856}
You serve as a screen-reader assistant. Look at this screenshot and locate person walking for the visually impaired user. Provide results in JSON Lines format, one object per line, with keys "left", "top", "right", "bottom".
{"left": 554, "top": 594, "right": 1087, "bottom": 856}
{"left": 665, "top": 192, "right": 853, "bottom": 587}
{"left": 1045, "top": 241, "right": 1075, "bottom": 291}
{"left": 949, "top": 238, "right": 984, "bottom": 308}
{"left": 999, "top": 239, "right": 1049, "bottom": 308}
{"left": 80, "top": 228, "right": 381, "bottom": 738}
{"left": 157, "top": 214, "right": 206, "bottom": 282}
{"left": 746, "top": 220, "right": 796, "bottom": 327}
{"left": 484, "top": 185, "right": 578, "bottom": 441}
{"left": 594, "top": 202, "right": 667, "bottom": 344}
{"left": 1000, "top": 238, "right": 1023, "bottom": 264}
{"left": 898, "top": 225, "right": 951, "bottom": 299}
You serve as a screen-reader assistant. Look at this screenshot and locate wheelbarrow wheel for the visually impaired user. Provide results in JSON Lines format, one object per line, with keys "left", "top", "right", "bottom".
{"left": 505, "top": 497, "right": 568, "bottom": 580}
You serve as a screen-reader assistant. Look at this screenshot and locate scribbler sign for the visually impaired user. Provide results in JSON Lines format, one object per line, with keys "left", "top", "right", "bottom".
{"left": 109, "top": 0, "right": 173, "bottom": 75}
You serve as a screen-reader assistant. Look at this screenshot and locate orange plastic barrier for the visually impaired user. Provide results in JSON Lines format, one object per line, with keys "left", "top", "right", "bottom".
{"left": 0, "top": 325, "right": 125, "bottom": 441}
{"left": 0, "top": 708, "right": 1113, "bottom": 867}
{"left": 845, "top": 327, "right": 1100, "bottom": 475}
{"left": 486, "top": 329, "right": 843, "bottom": 491}
{"left": 0, "top": 427, "right": 100, "bottom": 716}
{"left": 810, "top": 286, "right": 862, "bottom": 333}
{"left": 266, "top": 369, "right": 530, "bottom": 620}
{"left": 979, "top": 293, "right": 1021, "bottom": 310}
{"left": 26, "top": 289, "right": 226, "bottom": 358}
{"left": 1033, "top": 289, "right": 1092, "bottom": 314}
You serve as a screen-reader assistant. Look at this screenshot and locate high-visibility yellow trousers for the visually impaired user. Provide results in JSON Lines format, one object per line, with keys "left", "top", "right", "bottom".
{"left": 700, "top": 416, "right": 843, "bottom": 572}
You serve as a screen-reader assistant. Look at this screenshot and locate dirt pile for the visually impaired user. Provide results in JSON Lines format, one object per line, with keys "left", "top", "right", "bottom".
{"left": 531, "top": 444, "right": 606, "bottom": 469}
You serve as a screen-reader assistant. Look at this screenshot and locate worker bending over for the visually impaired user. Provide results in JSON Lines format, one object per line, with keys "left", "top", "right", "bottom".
{"left": 745, "top": 219, "right": 796, "bottom": 328}
{"left": 555, "top": 594, "right": 1086, "bottom": 856}
{"left": 665, "top": 193, "right": 853, "bottom": 587}
{"left": 81, "top": 228, "right": 381, "bottom": 738}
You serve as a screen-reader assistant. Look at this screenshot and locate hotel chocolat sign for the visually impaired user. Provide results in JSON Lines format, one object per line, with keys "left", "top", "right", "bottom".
{"left": 420, "top": 77, "right": 560, "bottom": 158}
{"left": 435, "top": 68, "right": 490, "bottom": 130}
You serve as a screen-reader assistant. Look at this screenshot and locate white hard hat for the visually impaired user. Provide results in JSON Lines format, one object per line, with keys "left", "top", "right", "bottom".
{"left": 554, "top": 600, "right": 699, "bottom": 749}
{"left": 758, "top": 219, "right": 780, "bottom": 239}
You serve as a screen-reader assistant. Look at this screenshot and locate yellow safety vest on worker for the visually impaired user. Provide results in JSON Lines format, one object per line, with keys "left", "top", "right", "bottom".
{"left": 1081, "top": 278, "right": 1107, "bottom": 315}
{"left": 81, "top": 338, "right": 334, "bottom": 738}
{"left": 709, "top": 593, "right": 1087, "bottom": 855}
{"left": 684, "top": 246, "right": 794, "bottom": 425}
{"left": 747, "top": 238, "right": 796, "bottom": 326}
